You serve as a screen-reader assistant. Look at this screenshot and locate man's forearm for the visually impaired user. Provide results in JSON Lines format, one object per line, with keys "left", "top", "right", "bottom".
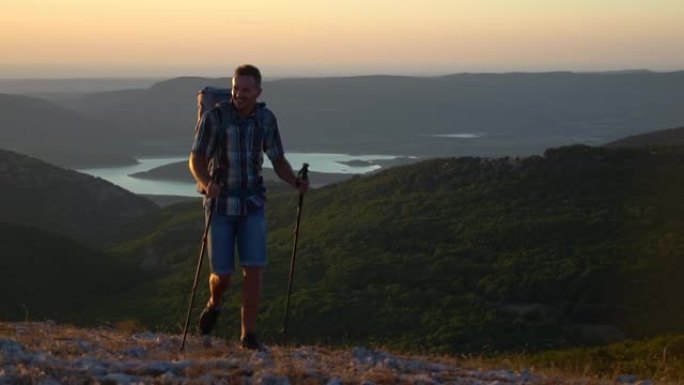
{"left": 189, "top": 153, "right": 211, "bottom": 189}
{"left": 272, "top": 156, "right": 298, "bottom": 188}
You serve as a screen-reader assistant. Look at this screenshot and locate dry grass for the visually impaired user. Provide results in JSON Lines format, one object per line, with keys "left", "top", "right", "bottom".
{"left": 0, "top": 321, "right": 665, "bottom": 384}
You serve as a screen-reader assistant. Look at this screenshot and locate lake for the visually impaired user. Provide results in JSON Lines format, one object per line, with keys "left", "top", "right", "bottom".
{"left": 77, "top": 152, "right": 398, "bottom": 197}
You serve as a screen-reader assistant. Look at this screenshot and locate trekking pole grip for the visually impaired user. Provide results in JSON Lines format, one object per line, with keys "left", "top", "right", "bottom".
{"left": 296, "top": 163, "right": 309, "bottom": 187}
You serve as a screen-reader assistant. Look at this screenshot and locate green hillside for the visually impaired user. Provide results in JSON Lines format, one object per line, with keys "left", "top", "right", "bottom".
{"left": 0, "top": 223, "right": 145, "bottom": 323}
{"left": 0, "top": 149, "right": 158, "bottom": 246}
{"left": 98, "top": 145, "right": 684, "bottom": 353}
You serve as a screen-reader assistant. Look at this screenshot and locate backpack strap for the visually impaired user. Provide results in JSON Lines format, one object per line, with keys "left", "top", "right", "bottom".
{"left": 210, "top": 100, "right": 268, "bottom": 187}
{"left": 210, "top": 104, "right": 229, "bottom": 184}
{"left": 254, "top": 102, "right": 267, "bottom": 132}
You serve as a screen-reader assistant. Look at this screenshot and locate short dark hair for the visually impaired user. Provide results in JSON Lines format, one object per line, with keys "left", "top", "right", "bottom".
{"left": 234, "top": 64, "right": 262, "bottom": 87}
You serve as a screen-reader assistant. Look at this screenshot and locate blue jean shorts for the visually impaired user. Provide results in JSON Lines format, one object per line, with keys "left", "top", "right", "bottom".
{"left": 206, "top": 206, "right": 267, "bottom": 275}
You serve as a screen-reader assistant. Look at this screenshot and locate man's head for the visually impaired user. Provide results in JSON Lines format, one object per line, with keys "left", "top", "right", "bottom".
{"left": 232, "top": 64, "right": 262, "bottom": 115}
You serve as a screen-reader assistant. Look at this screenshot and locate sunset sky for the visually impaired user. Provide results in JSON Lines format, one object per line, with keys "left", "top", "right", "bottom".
{"left": 1, "top": 0, "right": 683, "bottom": 78}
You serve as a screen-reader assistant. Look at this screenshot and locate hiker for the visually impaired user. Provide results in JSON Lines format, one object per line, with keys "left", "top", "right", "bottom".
{"left": 189, "top": 64, "right": 308, "bottom": 350}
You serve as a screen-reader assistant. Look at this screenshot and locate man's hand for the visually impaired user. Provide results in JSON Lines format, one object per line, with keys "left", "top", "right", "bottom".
{"left": 273, "top": 156, "right": 311, "bottom": 194}
{"left": 189, "top": 153, "right": 221, "bottom": 199}
{"left": 204, "top": 180, "right": 221, "bottom": 198}
{"left": 295, "top": 177, "right": 309, "bottom": 195}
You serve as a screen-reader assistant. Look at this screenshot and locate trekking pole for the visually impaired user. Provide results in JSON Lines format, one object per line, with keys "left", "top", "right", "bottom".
{"left": 180, "top": 173, "right": 220, "bottom": 351}
{"left": 282, "top": 163, "right": 309, "bottom": 345}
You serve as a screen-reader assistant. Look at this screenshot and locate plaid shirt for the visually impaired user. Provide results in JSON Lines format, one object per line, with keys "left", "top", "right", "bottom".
{"left": 191, "top": 101, "right": 284, "bottom": 216}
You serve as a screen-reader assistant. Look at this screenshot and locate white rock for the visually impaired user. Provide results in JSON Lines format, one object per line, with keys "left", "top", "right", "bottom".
{"left": 0, "top": 339, "right": 26, "bottom": 361}
{"left": 196, "top": 373, "right": 216, "bottom": 384}
{"left": 253, "top": 351, "right": 275, "bottom": 368}
{"left": 518, "top": 368, "right": 539, "bottom": 382}
{"left": 27, "top": 352, "right": 51, "bottom": 365}
{"left": 74, "top": 357, "right": 109, "bottom": 376}
{"left": 203, "top": 358, "right": 239, "bottom": 370}
{"left": 325, "top": 377, "right": 343, "bottom": 385}
{"left": 258, "top": 374, "right": 291, "bottom": 385}
{"left": 138, "top": 360, "right": 176, "bottom": 375}
{"left": 124, "top": 346, "right": 146, "bottom": 358}
{"left": 172, "top": 359, "right": 193, "bottom": 371}
{"left": 132, "top": 331, "right": 157, "bottom": 341}
{"left": 353, "top": 346, "right": 396, "bottom": 367}
{"left": 617, "top": 374, "right": 638, "bottom": 383}
{"left": 0, "top": 375, "right": 18, "bottom": 385}
{"left": 407, "top": 373, "right": 436, "bottom": 385}
{"left": 75, "top": 339, "right": 95, "bottom": 353}
{"left": 352, "top": 346, "right": 374, "bottom": 364}
{"left": 397, "top": 358, "right": 421, "bottom": 372}
{"left": 427, "top": 363, "right": 449, "bottom": 372}
{"left": 293, "top": 348, "right": 319, "bottom": 361}
{"left": 37, "top": 377, "right": 62, "bottom": 385}
{"left": 160, "top": 371, "right": 177, "bottom": 382}
{"left": 478, "top": 369, "right": 517, "bottom": 381}
{"left": 101, "top": 373, "right": 138, "bottom": 385}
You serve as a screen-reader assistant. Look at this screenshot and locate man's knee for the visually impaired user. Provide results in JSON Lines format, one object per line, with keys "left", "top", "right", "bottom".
{"left": 242, "top": 266, "right": 262, "bottom": 278}
{"left": 210, "top": 272, "right": 232, "bottom": 286}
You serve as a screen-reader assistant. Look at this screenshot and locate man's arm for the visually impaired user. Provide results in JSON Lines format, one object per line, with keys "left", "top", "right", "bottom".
{"left": 272, "top": 155, "right": 308, "bottom": 194}
{"left": 189, "top": 153, "right": 220, "bottom": 198}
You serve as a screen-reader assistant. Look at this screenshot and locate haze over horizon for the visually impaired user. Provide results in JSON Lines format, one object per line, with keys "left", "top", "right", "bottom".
{"left": 2, "top": 0, "right": 683, "bottom": 79}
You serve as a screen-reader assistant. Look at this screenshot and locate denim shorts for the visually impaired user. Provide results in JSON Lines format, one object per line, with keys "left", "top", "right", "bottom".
{"left": 206, "top": 206, "right": 267, "bottom": 275}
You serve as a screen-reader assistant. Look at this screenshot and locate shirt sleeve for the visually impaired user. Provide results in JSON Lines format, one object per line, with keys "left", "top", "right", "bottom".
{"left": 191, "top": 109, "right": 217, "bottom": 158}
{"left": 263, "top": 112, "right": 284, "bottom": 162}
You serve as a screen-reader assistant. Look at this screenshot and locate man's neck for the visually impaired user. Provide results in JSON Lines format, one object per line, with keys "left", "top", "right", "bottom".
{"left": 233, "top": 102, "right": 256, "bottom": 118}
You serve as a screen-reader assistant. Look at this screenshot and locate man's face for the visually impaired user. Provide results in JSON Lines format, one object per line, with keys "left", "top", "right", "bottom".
{"left": 231, "top": 75, "right": 261, "bottom": 112}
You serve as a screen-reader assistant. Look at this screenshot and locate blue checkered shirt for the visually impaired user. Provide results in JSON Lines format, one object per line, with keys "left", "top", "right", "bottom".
{"left": 191, "top": 101, "right": 284, "bottom": 216}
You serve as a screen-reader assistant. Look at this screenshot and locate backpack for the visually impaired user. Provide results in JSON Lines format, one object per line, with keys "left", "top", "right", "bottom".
{"left": 196, "top": 86, "right": 268, "bottom": 136}
{"left": 195, "top": 86, "right": 267, "bottom": 194}
{"left": 196, "top": 86, "right": 231, "bottom": 122}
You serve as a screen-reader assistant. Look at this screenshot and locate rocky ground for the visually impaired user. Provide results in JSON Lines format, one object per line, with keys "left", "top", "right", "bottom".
{"left": 0, "top": 322, "right": 652, "bottom": 385}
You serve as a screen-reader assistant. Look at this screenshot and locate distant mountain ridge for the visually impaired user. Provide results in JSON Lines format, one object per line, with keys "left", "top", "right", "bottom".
{"left": 604, "top": 125, "right": 684, "bottom": 148}
{"left": 49, "top": 71, "right": 684, "bottom": 160}
{"left": 0, "top": 77, "right": 163, "bottom": 94}
{"left": 0, "top": 149, "right": 158, "bottom": 245}
{"left": 0, "top": 93, "right": 133, "bottom": 166}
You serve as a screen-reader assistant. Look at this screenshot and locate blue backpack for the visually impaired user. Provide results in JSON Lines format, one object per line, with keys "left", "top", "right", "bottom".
{"left": 195, "top": 87, "right": 267, "bottom": 194}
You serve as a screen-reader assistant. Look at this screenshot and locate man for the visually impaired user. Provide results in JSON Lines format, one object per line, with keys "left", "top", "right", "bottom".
{"left": 189, "top": 64, "right": 308, "bottom": 350}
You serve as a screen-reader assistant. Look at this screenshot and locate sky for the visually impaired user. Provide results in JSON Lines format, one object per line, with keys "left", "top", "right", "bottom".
{"left": 1, "top": 0, "right": 683, "bottom": 78}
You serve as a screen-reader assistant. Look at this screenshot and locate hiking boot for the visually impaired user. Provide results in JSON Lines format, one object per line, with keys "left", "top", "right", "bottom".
{"left": 198, "top": 305, "right": 220, "bottom": 336}
{"left": 240, "top": 333, "right": 265, "bottom": 351}
{"left": 201, "top": 335, "right": 213, "bottom": 348}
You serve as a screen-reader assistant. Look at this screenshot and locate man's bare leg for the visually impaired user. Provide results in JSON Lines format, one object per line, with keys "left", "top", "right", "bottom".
{"left": 209, "top": 273, "right": 231, "bottom": 308}
{"left": 199, "top": 272, "right": 231, "bottom": 344}
{"left": 241, "top": 267, "right": 262, "bottom": 338}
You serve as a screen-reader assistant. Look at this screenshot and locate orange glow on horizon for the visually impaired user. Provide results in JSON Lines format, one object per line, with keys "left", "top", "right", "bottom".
{"left": 1, "top": 0, "right": 683, "bottom": 77}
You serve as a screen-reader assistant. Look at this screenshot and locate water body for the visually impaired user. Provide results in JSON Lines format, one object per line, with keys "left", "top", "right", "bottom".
{"left": 428, "top": 133, "right": 485, "bottom": 139}
{"left": 77, "top": 152, "right": 397, "bottom": 197}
